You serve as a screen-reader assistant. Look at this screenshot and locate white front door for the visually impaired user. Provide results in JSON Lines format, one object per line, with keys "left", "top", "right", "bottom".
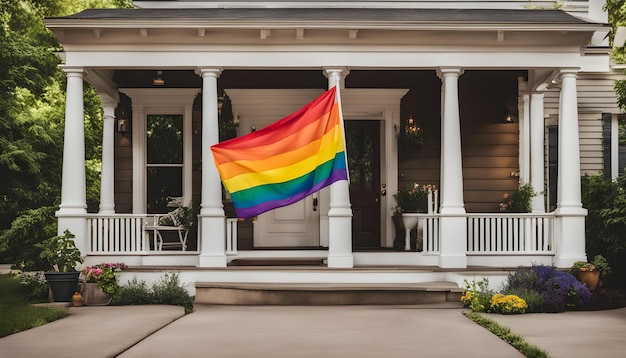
{"left": 253, "top": 196, "right": 320, "bottom": 247}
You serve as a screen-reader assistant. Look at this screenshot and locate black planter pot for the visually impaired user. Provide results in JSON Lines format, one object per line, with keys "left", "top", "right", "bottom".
{"left": 44, "top": 271, "right": 80, "bottom": 302}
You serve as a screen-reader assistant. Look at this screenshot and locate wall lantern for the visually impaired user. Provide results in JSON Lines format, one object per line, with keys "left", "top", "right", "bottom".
{"left": 117, "top": 117, "right": 130, "bottom": 135}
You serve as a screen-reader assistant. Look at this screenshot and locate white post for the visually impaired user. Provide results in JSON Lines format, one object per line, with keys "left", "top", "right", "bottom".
{"left": 437, "top": 67, "right": 467, "bottom": 268}
{"left": 196, "top": 67, "right": 227, "bottom": 267}
{"left": 324, "top": 68, "right": 353, "bottom": 268}
{"left": 56, "top": 66, "right": 88, "bottom": 254}
{"left": 554, "top": 68, "right": 587, "bottom": 267}
{"left": 99, "top": 94, "right": 117, "bottom": 214}
{"left": 530, "top": 92, "right": 546, "bottom": 213}
{"left": 519, "top": 93, "right": 530, "bottom": 183}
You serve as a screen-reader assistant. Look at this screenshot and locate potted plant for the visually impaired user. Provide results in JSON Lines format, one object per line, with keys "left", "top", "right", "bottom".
{"left": 392, "top": 183, "right": 435, "bottom": 251}
{"left": 499, "top": 182, "right": 537, "bottom": 213}
{"left": 570, "top": 255, "right": 611, "bottom": 291}
{"left": 81, "top": 262, "right": 128, "bottom": 305}
{"left": 397, "top": 115, "right": 424, "bottom": 151}
{"left": 36, "top": 229, "right": 84, "bottom": 302}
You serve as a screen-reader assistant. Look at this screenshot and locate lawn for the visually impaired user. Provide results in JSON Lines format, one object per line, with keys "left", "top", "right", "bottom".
{"left": 0, "top": 274, "right": 68, "bottom": 338}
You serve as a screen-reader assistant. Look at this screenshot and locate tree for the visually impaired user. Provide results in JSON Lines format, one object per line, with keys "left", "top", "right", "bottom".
{"left": 0, "top": 0, "right": 131, "bottom": 269}
{"left": 605, "top": 0, "right": 626, "bottom": 110}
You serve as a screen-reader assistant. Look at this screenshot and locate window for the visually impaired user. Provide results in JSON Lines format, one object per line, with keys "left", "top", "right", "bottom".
{"left": 603, "top": 113, "right": 626, "bottom": 179}
{"left": 146, "top": 114, "right": 183, "bottom": 214}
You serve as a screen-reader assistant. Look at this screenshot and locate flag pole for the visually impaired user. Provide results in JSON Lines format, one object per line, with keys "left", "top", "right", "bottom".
{"left": 334, "top": 85, "right": 350, "bottom": 184}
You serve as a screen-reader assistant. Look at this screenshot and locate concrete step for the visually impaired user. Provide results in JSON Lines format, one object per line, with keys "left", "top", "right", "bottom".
{"left": 194, "top": 281, "right": 464, "bottom": 306}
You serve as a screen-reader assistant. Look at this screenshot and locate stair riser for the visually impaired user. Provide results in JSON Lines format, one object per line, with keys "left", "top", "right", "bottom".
{"left": 195, "top": 288, "right": 463, "bottom": 305}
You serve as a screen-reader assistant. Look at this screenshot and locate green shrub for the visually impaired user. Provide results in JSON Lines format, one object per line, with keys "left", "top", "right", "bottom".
{"left": 112, "top": 277, "right": 153, "bottom": 305}
{"left": 504, "top": 265, "right": 590, "bottom": 312}
{"left": 112, "top": 273, "right": 193, "bottom": 314}
{"left": 461, "top": 278, "right": 494, "bottom": 313}
{"left": 151, "top": 273, "right": 194, "bottom": 314}
{"left": 16, "top": 271, "right": 48, "bottom": 302}
{"left": 499, "top": 182, "right": 537, "bottom": 213}
{"left": 502, "top": 288, "right": 544, "bottom": 313}
{"left": 581, "top": 173, "right": 626, "bottom": 286}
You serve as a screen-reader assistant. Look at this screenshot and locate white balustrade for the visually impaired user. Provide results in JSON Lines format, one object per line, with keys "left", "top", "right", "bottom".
{"left": 466, "top": 213, "right": 554, "bottom": 254}
{"left": 87, "top": 214, "right": 147, "bottom": 254}
{"left": 225, "top": 218, "right": 239, "bottom": 255}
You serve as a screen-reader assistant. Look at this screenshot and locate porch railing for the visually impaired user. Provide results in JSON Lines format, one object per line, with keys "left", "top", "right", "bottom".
{"left": 466, "top": 213, "right": 554, "bottom": 254}
{"left": 420, "top": 215, "right": 440, "bottom": 253}
{"left": 86, "top": 213, "right": 554, "bottom": 257}
{"left": 87, "top": 214, "right": 147, "bottom": 254}
{"left": 225, "top": 218, "right": 239, "bottom": 255}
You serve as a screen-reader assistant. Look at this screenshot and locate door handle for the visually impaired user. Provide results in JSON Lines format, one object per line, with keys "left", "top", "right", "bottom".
{"left": 381, "top": 189, "right": 386, "bottom": 196}
{"left": 313, "top": 197, "right": 318, "bottom": 211}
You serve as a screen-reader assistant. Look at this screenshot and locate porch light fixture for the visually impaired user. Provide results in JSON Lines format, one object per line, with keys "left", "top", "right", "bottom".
{"left": 217, "top": 96, "right": 225, "bottom": 115}
{"left": 117, "top": 117, "right": 130, "bottom": 135}
{"left": 152, "top": 70, "right": 165, "bottom": 86}
{"left": 504, "top": 113, "right": 514, "bottom": 123}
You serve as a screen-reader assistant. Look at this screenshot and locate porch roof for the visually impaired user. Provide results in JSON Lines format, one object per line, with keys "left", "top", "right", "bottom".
{"left": 48, "top": 8, "right": 604, "bottom": 30}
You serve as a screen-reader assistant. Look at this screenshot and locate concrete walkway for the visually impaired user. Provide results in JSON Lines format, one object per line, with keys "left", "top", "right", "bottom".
{"left": 1, "top": 304, "right": 625, "bottom": 357}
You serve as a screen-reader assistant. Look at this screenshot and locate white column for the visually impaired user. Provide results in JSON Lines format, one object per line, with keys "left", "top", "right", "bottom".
{"left": 98, "top": 95, "right": 117, "bottom": 214}
{"left": 56, "top": 66, "right": 88, "bottom": 254}
{"left": 554, "top": 68, "right": 587, "bottom": 267}
{"left": 530, "top": 92, "right": 546, "bottom": 213}
{"left": 196, "top": 67, "right": 227, "bottom": 267}
{"left": 324, "top": 68, "right": 353, "bottom": 268}
{"left": 519, "top": 93, "right": 530, "bottom": 183}
{"left": 437, "top": 67, "right": 467, "bottom": 268}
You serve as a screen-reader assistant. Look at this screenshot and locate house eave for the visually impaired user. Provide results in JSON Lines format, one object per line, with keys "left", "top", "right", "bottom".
{"left": 45, "top": 19, "right": 605, "bottom": 33}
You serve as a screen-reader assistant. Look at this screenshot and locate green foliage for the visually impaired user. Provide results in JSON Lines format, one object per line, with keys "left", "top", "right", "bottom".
{"left": 463, "top": 312, "right": 549, "bottom": 358}
{"left": 502, "top": 288, "right": 545, "bottom": 313}
{"left": 393, "top": 183, "right": 434, "bottom": 213}
{"left": 571, "top": 255, "right": 612, "bottom": 279}
{"left": 581, "top": 173, "right": 626, "bottom": 286}
{"left": 0, "top": 206, "right": 57, "bottom": 270}
{"left": 581, "top": 174, "right": 626, "bottom": 253}
{"left": 0, "top": 0, "right": 127, "bottom": 266}
{"left": 112, "top": 273, "right": 194, "bottom": 314}
{"left": 151, "top": 273, "right": 194, "bottom": 314}
{"left": 113, "top": 277, "right": 154, "bottom": 305}
{"left": 82, "top": 263, "right": 127, "bottom": 294}
{"left": 606, "top": 0, "right": 626, "bottom": 110}
{"left": 397, "top": 116, "right": 424, "bottom": 150}
{"left": 36, "top": 229, "right": 83, "bottom": 272}
{"left": 461, "top": 278, "right": 494, "bottom": 313}
{"left": 16, "top": 271, "right": 49, "bottom": 302}
{"left": 499, "top": 182, "right": 537, "bottom": 213}
{"left": 0, "top": 274, "right": 67, "bottom": 338}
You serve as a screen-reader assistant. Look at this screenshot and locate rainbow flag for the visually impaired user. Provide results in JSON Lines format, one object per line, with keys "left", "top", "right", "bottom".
{"left": 211, "top": 87, "right": 348, "bottom": 218}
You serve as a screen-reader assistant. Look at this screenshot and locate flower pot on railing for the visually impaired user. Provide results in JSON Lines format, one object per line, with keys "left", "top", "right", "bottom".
{"left": 401, "top": 214, "right": 422, "bottom": 251}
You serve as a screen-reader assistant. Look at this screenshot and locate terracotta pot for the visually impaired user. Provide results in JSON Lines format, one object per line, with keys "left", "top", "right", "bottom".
{"left": 576, "top": 270, "right": 600, "bottom": 291}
